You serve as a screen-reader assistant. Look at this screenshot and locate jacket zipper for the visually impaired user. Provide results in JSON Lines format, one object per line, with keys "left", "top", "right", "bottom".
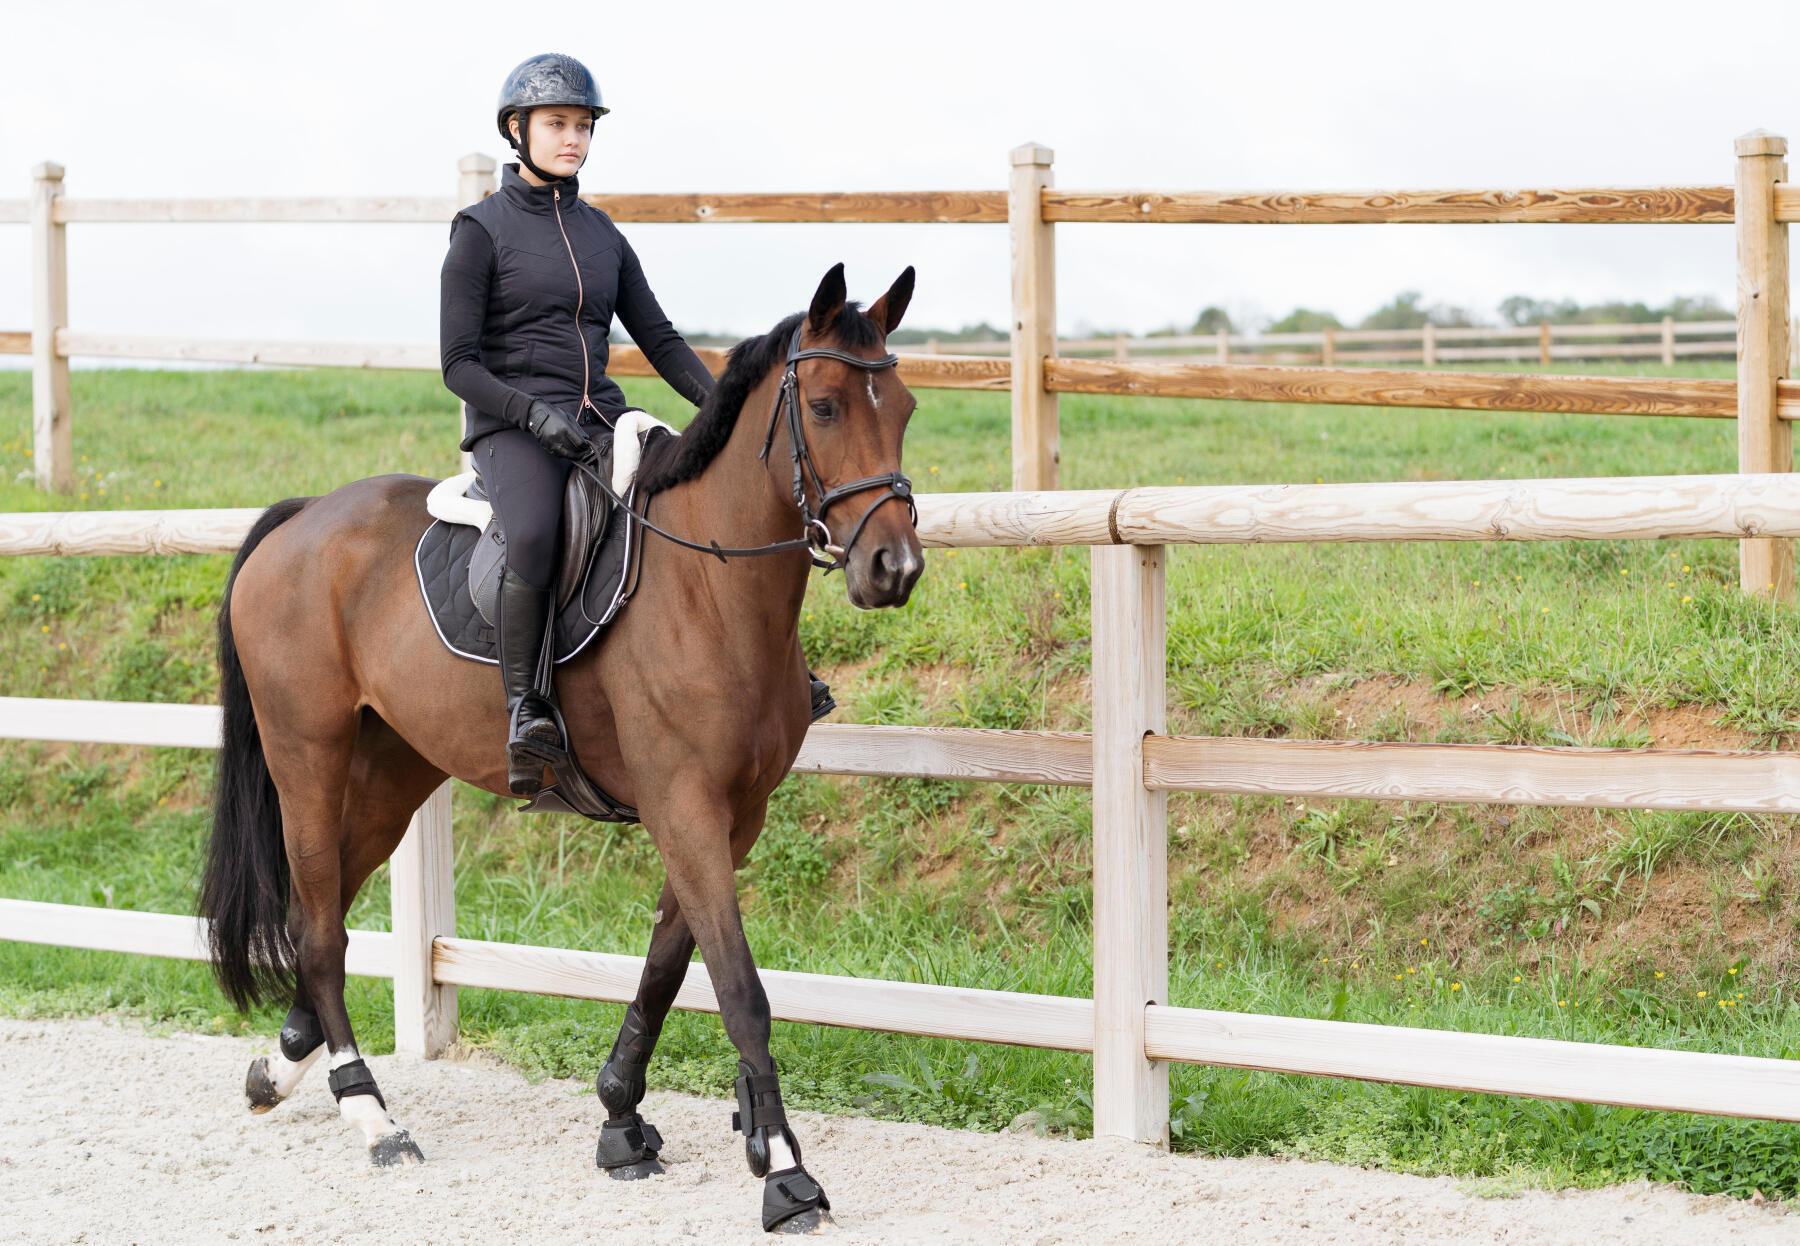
{"left": 552, "top": 186, "right": 600, "bottom": 421}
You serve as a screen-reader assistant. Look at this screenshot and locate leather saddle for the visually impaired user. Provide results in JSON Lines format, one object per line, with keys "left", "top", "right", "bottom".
{"left": 465, "top": 437, "right": 615, "bottom": 627}
{"left": 413, "top": 412, "right": 678, "bottom": 825}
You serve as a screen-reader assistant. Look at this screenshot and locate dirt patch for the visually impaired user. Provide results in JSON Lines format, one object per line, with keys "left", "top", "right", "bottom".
{"left": 1, "top": 1016, "right": 1792, "bottom": 1244}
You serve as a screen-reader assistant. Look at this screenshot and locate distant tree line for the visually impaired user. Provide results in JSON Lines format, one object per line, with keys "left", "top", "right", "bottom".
{"left": 1216, "top": 292, "right": 1731, "bottom": 336}
{"left": 630, "top": 296, "right": 1730, "bottom": 348}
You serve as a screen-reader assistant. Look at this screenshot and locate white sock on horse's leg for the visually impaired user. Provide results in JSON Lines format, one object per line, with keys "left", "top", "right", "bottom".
{"left": 339, "top": 1093, "right": 398, "bottom": 1147}
{"left": 767, "top": 1130, "right": 798, "bottom": 1171}
{"left": 328, "top": 1045, "right": 400, "bottom": 1146}
{"left": 266, "top": 1042, "right": 323, "bottom": 1098}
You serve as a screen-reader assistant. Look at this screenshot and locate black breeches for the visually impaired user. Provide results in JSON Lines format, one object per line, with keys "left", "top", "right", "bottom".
{"left": 473, "top": 428, "right": 571, "bottom": 591}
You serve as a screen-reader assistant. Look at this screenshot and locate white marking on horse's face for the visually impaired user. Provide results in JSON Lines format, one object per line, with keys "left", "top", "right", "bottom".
{"left": 268, "top": 1043, "right": 324, "bottom": 1098}
{"left": 339, "top": 1093, "right": 398, "bottom": 1147}
{"left": 865, "top": 374, "right": 880, "bottom": 411}
{"left": 766, "top": 1130, "right": 798, "bottom": 1172}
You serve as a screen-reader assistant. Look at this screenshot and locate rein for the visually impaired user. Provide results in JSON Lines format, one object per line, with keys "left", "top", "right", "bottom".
{"left": 572, "top": 321, "right": 915, "bottom": 572}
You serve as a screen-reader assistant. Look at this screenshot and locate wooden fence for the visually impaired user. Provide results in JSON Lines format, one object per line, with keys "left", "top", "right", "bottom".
{"left": 10, "top": 471, "right": 1800, "bottom": 1144}
{"left": 925, "top": 318, "right": 1757, "bottom": 367}
{"left": 1, "top": 132, "right": 1794, "bottom": 592}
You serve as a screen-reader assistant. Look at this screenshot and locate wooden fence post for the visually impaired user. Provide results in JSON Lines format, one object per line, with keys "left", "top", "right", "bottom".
{"left": 1735, "top": 130, "right": 1793, "bottom": 601}
{"left": 1421, "top": 321, "right": 1437, "bottom": 368}
{"left": 454, "top": 154, "right": 497, "bottom": 475}
{"left": 1661, "top": 315, "right": 1676, "bottom": 366}
{"left": 1321, "top": 326, "right": 1336, "bottom": 367}
{"left": 391, "top": 780, "right": 457, "bottom": 1057}
{"left": 1090, "top": 544, "right": 1169, "bottom": 1146}
{"left": 1009, "top": 142, "right": 1057, "bottom": 492}
{"left": 1215, "top": 329, "right": 1230, "bottom": 364}
{"left": 30, "top": 162, "right": 71, "bottom": 493}
{"left": 1539, "top": 321, "right": 1552, "bottom": 366}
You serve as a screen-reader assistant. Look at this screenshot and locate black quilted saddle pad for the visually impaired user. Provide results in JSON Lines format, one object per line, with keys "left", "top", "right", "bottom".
{"left": 414, "top": 503, "right": 637, "bottom": 666}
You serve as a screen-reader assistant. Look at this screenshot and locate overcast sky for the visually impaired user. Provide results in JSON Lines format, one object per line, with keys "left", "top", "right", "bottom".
{"left": 3, "top": 0, "right": 1797, "bottom": 358}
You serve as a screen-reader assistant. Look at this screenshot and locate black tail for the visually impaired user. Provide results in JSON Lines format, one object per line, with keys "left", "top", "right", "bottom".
{"left": 199, "top": 496, "right": 312, "bottom": 1012}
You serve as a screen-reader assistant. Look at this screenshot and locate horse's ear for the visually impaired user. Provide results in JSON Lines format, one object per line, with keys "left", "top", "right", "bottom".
{"left": 808, "top": 263, "right": 847, "bottom": 334}
{"left": 866, "top": 266, "right": 915, "bottom": 336}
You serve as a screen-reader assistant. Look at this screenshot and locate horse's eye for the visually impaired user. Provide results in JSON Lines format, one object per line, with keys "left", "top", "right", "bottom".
{"left": 810, "top": 400, "right": 836, "bottom": 423}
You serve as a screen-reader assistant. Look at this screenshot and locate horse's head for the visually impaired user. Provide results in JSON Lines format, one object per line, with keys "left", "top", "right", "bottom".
{"left": 773, "top": 264, "right": 924, "bottom": 609}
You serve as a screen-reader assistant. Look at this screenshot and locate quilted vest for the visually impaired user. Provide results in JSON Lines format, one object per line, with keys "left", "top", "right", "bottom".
{"left": 453, "top": 161, "right": 636, "bottom": 444}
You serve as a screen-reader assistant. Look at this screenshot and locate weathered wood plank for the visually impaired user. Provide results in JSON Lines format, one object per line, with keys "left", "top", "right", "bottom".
{"left": 1144, "top": 736, "right": 1800, "bottom": 812}
{"left": 0, "top": 696, "right": 221, "bottom": 748}
{"left": 917, "top": 474, "right": 1800, "bottom": 548}
{"left": 390, "top": 782, "right": 458, "bottom": 1058}
{"left": 1735, "top": 130, "right": 1794, "bottom": 599}
{"left": 54, "top": 197, "right": 462, "bottom": 223}
{"left": 1045, "top": 357, "right": 1740, "bottom": 418}
{"left": 0, "top": 331, "right": 29, "bottom": 355}
{"left": 792, "top": 723, "right": 1091, "bottom": 784}
{"left": 0, "top": 899, "right": 394, "bottom": 978}
{"left": 582, "top": 190, "right": 1007, "bottom": 224}
{"left": 1143, "top": 1005, "right": 1800, "bottom": 1121}
{"left": 1090, "top": 546, "right": 1169, "bottom": 1144}
{"left": 432, "top": 937, "right": 1095, "bottom": 1051}
{"left": 1043, "top": 186, "right": 1737, "bottom": 224}
{"left": 1011, "top": 144, "right": 1060, "bottom": 490}
{"left": 0, "top": 507, "right": 262, "bottom": 556}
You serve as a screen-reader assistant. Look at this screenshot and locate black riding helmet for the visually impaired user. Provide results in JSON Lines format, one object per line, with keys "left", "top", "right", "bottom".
{"left": 496, "top": 53, "right": 608, "bottom": 184}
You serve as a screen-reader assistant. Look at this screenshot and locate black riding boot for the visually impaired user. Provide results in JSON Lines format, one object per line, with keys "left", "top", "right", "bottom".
{"left": 496, "top": 565, "right": 565, "bottom": 796}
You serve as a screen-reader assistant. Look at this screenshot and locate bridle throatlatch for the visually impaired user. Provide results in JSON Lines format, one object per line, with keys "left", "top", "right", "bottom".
{"left": 575, "top": 321, "right": 915, "bottom": 571}
{"left": 757, "top": 321, "right": 916, "bottom": 573}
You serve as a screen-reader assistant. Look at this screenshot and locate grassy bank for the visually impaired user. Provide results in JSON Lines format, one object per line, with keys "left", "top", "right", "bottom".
{"left": 4, "top": 361, "right": 1800, "bottom": 1200}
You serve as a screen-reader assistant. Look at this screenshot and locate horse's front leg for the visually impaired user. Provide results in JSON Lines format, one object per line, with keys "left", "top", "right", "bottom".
{"left": 650, "top": 797, "right": 831, "bottom": 1234}
{"left": 594, "top": 878, "right": 693, "bottom": 1180}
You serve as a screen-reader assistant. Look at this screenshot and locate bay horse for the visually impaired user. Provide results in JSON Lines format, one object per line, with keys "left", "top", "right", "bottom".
{"left": 200, "top": 263, "right": 922, "bottom": 1234}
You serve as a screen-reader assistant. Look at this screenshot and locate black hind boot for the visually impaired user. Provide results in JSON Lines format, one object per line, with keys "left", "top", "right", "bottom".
{"left": 496, "top": 564, "right": 565, "bottom": 796}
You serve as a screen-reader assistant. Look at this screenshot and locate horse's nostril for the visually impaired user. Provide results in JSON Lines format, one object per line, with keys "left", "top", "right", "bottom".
{"left": 871, "top": 546, "right": 894, "bottom": 585}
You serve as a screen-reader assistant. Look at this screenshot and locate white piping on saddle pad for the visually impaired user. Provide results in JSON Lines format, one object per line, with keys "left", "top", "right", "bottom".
{"left": 424, "top": 408, "right": 677, "bottom": 529}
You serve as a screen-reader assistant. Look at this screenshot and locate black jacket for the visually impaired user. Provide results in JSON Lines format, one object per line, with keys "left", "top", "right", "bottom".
{"left": 439, "top": 161, "right": 717, "bottom": 451}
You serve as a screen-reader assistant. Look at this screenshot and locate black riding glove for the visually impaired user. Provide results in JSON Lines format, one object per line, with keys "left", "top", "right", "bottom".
{"left": 526, "top": 400, "right": 593, "bottom": 462}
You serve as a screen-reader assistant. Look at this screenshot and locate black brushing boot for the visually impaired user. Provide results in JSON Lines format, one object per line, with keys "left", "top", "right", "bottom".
{"left": 734, "top": 1060, "right": 832, "bottom": 1233}
{"left": 595, "top": 1002, "right": 666, "bottom": 1180}
{"left": 496, "top": 564, "right": 565, "bottom": 796}
{"left": 807, "top": 669, "right": 836, "bottom": 723}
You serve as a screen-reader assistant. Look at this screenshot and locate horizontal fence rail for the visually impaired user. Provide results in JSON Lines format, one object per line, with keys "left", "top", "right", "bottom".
{"left": 9, "top": 474, "right": 1800, "bottom": 557}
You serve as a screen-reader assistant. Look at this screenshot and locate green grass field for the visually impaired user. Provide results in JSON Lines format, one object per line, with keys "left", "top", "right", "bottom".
{"left": 4, "top": 360, "right": 1800, "bottom": 1201}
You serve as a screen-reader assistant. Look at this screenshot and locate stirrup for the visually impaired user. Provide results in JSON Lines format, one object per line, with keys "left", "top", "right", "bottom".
{"left": 507, "top": 695, "right": 565, "bottom": 795}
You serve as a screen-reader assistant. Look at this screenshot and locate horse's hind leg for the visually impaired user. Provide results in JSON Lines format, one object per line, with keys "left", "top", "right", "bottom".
{"left": 262, "top": 706, "right": 443, "bottom": 1166}
{"left": 243, "top": 923, "right": 327, "bottom": 1113}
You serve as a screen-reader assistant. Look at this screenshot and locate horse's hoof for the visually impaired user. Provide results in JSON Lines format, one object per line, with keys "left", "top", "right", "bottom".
{"left": 369, "top": 1130, "right": 425, "bottom": 1168}
{"left": 773, "top": 1206, "right": 835, "bottom": 1235}
{"left": 605, "top": 1157, "right": 665, "bottom": 1181}
{"left": 245, "top": 1056, "right": 283, "bottom": 1114}
{"left": 763, "top": 1166, "right": 831, "bottom": 1234}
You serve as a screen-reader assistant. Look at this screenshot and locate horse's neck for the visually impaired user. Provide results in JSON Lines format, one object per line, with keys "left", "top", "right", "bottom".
{"left": 651, "top": 379, "right": 813, "bottom": 630}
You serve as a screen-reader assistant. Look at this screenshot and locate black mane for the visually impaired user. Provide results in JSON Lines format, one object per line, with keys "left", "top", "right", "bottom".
{"left": 632, "top": 301, "right": 886, "bottom": 496}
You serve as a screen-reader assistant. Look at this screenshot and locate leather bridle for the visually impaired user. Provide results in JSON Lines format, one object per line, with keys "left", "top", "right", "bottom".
{"left": 756, "top": 321, "right": 916, "bottom": 572}
{"left": 575, "top": 320, "right": 915, "bottom": 572}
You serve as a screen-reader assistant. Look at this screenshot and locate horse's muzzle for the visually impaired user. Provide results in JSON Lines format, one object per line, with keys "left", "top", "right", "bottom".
{"left": 845, "top": 536, "right": 923, "bottom": 609}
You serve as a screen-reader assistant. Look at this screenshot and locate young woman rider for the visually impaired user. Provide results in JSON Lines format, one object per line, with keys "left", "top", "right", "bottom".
{"left": 439, "top": 52, "right": 833, "bottom": 796}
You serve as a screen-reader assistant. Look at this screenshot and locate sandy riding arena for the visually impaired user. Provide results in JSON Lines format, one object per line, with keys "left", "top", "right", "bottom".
{"left": 0, "top": 1018, "right": 1792, "bottom": 1244}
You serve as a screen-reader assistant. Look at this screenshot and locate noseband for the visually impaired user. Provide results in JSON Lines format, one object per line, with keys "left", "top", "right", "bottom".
{"left": 757, "top": 322, "right": 917, "bottom": 572}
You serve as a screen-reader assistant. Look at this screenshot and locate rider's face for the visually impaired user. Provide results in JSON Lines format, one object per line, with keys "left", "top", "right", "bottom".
{"left": 510, "top": 107, "right": 592, "bottom": 181}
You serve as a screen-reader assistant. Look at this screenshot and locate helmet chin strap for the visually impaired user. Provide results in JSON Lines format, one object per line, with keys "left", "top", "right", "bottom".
{"left": 511, "top": 108, "right": 586, "bottom": 184}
